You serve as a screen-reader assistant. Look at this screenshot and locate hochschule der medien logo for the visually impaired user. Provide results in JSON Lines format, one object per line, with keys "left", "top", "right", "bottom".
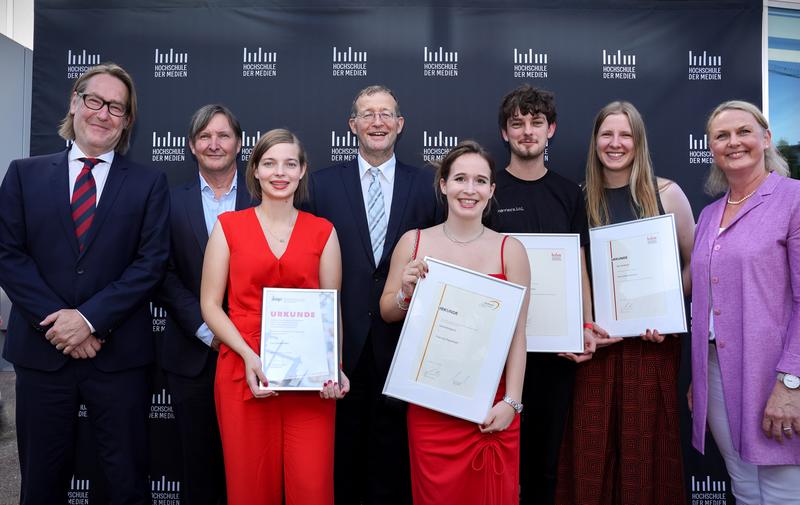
{"left": 332, "top": 46, "right": 367, "bottom": 77}
{"left": 688, "top": 50, "right": 722, "bottom": 81}
{"left": 601, "top": 49, "right": 636, "bottom": 80}
{"left": 150, "top": 388, "right": 175, "bottom": 420}
{"left": 240, "top": 130, "right": 263, "bottom": 162}
{"left": 423, "top": 46, "right": 458, "bottom": 77}
{"left": 66, "top": 49, "right": 100, "bottom": 79}
{"left": 688, "top": 133, "right": 713, "bottom": 165}
{"left": 423, "top": 131, "right": 459, "bottom": 162}
{"left": 243, "top": 47, "right": 277, "bottom": 78}
{"left": 151, "top": 475, "right": 181, "bottom": 505}
{"left": 151, "top": 131, "right": 186, "bottom": 163}
{"left": 153, "top": 48, "right": 189, "bottom": 78}
{"left": 68, "top": 476, "right": 90, "bottom": 505}
{"left": 330, "top": 130, "right": 359, "bottom": 162}
{"left": 513, "top": 48, "right": 548, "bottom": 79}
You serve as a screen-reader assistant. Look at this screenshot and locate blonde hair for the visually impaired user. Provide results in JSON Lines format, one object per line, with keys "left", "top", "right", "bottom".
{"left": 704, "top": 100, "right": 789, "bottom": 196}
{"left": 585, "top": 101, "right": 659, "bottom": 227}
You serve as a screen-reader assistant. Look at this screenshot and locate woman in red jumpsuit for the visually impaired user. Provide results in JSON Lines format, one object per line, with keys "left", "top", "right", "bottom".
{"left": 201, "top": 129, "right": 348, "bottom": 505}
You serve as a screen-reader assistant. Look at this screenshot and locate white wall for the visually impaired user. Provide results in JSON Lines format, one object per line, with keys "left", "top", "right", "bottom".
{"left": 0, "top": 0, "right": 33, "bottom": 49}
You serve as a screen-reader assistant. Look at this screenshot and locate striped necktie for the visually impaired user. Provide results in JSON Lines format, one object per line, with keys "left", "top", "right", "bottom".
{"left": 366, "top": 167, "right": 387, "bottom": 264}
{"left": 72, "top": 157, "right": 101, "bottom": 251}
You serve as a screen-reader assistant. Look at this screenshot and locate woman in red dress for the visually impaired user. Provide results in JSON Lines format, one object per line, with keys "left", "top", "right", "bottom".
{"left": 380, "top": 140, "right": 530, "bottom": 505}
{"left": 201, "top": 129, "right": 349, "bottom": 505}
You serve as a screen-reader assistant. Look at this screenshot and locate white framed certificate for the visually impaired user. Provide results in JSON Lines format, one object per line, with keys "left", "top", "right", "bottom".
{"left": 258, "top": 288, "right": 339, "bottom": 391}
{"left": 589, "top": 214, "right": 686, "bottom": 337}
{"left": 510, "top": 234, "right": 584, "bottom": 353}
{"left": 383, "top": 257, "right": 527, "bottom": 424}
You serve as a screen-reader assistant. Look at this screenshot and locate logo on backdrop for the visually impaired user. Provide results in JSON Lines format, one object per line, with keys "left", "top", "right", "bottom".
{"left": 153, "top": 48, "right": 189, "bottom": 78}
{"left": 332, "top": 46, "right": 368, "bottom": 77}
{"left": 240, "top": 130, "right": 263, "bottom": 162}
{"left": 151, "top": 475, "right": 181, "bottom": 505}
{"left": 602, "top": 49, "right": 636, "bottom": 80}
{"left": 150, "top": 388, "right": 175, "bottom": 420}
{"left": 66, "top": 50, "right": 100, "bottom": 79}
{"left": 68, "top": 476, "right": 90, "bottom": 505}
{"left": 423, "top": 131, "right": 459, "bottom": 162}
{"left": 690, "top": 475, "right": 727, "bottom": 505}
{"left": 689, "top": 133, "right": 713, "bottom": 165}
{"left": 243, "top": 47, "right": 277, "bottom": 78}
{"left": 152, "top": 131, "right": 186, "bottom": 163}
{"left": 150, "top": 302, "right": 167, "bottom": 334}
{"left": 330, "top": 130, "right": 359, "bottom": 162}
{"left": 77, "top": 403, "right": 88, "bottom": 418}
{"left": 423, "top": 46, "right": 458, "bottom": 77}
{"left": 688, "top": 50, "right": 722, "bottom": 81}
{"left": 513, "top": 48, "right": 548, "bottom": 79}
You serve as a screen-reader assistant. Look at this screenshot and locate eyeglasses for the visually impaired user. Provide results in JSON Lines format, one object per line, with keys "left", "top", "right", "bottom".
{"left": 77, "top": 92, "right": 128, "bottom": 117}
{"left": 353, "top": 111, "right": 398, "bottom": 122}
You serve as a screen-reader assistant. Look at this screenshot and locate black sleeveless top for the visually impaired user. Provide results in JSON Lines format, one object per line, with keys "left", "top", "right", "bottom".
{"left": 604, "top": 184, "right": 665, "bottom": 224}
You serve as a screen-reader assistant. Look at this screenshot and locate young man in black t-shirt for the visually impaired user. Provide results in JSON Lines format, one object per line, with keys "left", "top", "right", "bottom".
{"left": 490, "top": 84, "right": 599, "bottom": 505}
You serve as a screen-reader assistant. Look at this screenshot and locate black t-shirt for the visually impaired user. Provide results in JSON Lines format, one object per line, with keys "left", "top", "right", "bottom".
{"left": 489, "top": 168, "right": 589, "bottom": 246}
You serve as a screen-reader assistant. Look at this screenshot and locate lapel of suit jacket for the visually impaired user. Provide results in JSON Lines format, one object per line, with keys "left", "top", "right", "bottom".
{"left": 382, "top": 161, "right": 412, "bottom": 266}
{"left": 341, "top": 160, "right": 376, "bottom": 268}
{"left": 183, "top": 179, "right": 209, "bottom": 254}
{"left": 234, "top": 170, "right": 253, "bottom": 211}
{"left": 80, "top": 154, "right": 127, "bottom": 256}
{"left": 51, "top": 150, "right": 80, "bottom": 256}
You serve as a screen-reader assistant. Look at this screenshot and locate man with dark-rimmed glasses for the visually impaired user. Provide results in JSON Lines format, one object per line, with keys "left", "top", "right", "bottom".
{"left": 0, "top": 63, "right": 169, "bottom": 504}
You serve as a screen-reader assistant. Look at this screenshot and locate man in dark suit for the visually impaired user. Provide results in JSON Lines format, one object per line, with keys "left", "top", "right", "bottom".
{"left": 305, "top": 85, "right": 440, "bottom": 505}
{"left": 0, "top": 63, "right": 169, "bottom": 504}
{"left": 157, "top": 104, "right": 253, "bottom": 505}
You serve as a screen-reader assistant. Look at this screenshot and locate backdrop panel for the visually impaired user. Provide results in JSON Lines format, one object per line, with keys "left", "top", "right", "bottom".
{"left": 30, "top": 1, "right": 761, "bottom": 503}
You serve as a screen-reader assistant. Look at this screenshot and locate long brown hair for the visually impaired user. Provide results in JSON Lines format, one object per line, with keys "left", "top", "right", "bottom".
{"left": 585, "top": 101, "right": 659, "bottom": 227}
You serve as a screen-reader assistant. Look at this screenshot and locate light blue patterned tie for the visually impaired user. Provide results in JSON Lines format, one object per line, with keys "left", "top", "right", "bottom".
{"left": 366, "top": 167, "right": 387, "bottom": 264}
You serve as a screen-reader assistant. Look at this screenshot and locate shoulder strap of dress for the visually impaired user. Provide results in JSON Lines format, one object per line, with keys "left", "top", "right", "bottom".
{"left": 500, "top": 235, "right": 509, "bottom": 276}
{"left": 412, "top": 228, "right": 421, "bottom": 260}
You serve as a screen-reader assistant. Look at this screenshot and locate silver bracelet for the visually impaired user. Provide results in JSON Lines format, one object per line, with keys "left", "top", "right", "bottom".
{"left": 396, "top": 290, "right": 409, "bottom": 311}
{"left": 502, "top": 395, "right": 523, "bottom": 414}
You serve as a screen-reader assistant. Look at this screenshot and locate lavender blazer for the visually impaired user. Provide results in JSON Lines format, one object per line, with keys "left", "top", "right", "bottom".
{"left": 691, "top": 172, "right": 800, "bottom": 464}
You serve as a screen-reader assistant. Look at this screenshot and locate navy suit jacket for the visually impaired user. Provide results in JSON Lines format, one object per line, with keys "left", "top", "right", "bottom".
{"left": 304, "top": 159, "right": 441, "bottom": 379}
{"left": 0, "top": 149, "right": 170, "bottom": 372}
{"left": 157, "top": 171, "right": 253, "bottom": 377}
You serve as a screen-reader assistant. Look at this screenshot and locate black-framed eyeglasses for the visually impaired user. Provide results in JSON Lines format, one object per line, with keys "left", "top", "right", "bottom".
{"left": 77, "top": 92, "right": 128, "bottom": 117}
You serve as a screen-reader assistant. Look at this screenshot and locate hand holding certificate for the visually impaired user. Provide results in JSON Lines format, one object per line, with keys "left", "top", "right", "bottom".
{"left": 589, "top": 214, "right": 686, "bottom": 337}
{"left": 259, "top": 288, "right": 340, "bottom": 391}
{"left": 383, "top": 257, "right": 527, "bottom": 424}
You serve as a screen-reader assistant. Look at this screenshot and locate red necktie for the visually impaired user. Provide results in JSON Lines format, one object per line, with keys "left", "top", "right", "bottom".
{"left": 72, "top": 157, "right": 101, "bottom": 251}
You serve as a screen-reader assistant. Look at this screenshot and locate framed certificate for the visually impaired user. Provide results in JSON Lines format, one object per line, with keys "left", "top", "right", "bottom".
{"left": 589, "top": 214, "right": 686, "bottom": 337}
{"left": 383, "top": 257, "right": 527, "bottom": 424}
{"left": 510, "top": 234, "right": 584, "bottom": 353}
{"left": 258, "top": 288, "right": 339, "bottom": 391}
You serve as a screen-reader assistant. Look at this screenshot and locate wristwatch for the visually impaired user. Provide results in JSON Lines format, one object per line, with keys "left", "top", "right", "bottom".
{"left": 502, "top": 395, "right": 523, "bottom": 414}
{"left": 778, "top": 372, "right": 800, "bottom": 390}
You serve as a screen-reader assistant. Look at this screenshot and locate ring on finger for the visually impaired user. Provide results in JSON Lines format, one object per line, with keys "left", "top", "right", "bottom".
{"left": 783, "top": 426, "right": 793, "bottom": 433}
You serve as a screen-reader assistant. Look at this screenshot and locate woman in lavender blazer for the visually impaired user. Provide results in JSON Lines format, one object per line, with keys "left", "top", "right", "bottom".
{"left": 690, "top": 100, "right": 800, "bottom": 504}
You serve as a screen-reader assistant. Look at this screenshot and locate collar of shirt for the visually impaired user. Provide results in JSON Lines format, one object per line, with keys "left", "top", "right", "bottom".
{"left": 68, "top": 144, "right": 115, "bottom": 201}
{"left": 199, "top": 172, "right": 237, "bottom": 198}
{"left": 357, "top": 153, "right": 396, "bottom": 184}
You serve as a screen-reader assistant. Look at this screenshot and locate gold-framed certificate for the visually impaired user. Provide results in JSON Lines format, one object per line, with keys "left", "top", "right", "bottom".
{"left": 258, "top": 288, "right": 339, "bottom": 391}
{"left": 589, "top": 214, "right": 687, "bottom": 337}
{"left": 510, "top": 234, "right": 584, "bottom": 353}
{"left": 383, "top": 257, "right": 527, "bottom": 423}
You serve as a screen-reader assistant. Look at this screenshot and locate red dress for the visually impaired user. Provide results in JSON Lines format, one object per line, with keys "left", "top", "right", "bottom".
{"left": 407, "top": 233, "right": 521, "bottom": 505}
{"left": 214, "top": 208, "right": 336, "bottom": 505}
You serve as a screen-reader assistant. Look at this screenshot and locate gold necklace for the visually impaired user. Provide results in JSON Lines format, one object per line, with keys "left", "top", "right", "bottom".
{"left": 258, "top": 208, "right": 297, "bottom": 243}
{"left": 726, "top": 188, "right": 758, "bottom": 205}
{"left": 442, "top": 223, "right": 485, "bottom": 245}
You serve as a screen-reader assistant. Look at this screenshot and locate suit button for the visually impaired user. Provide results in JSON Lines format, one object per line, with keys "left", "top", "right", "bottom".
{"left": 76, "top": 268, "right": 85, "bottom": 275}
{"left": 718, "top": 341, "right": 725, "bottom": 349}
{"left": 713, "top": 244, "right": 721, "bottom": 251}
{"left": 711, "top": 276, "right": 719, "bottom": 284}
{"left": 713, "top": 308, "right": 721, "bottom": 316}
{"left": 368, "top": 311, "right": 372, "bottom": 317}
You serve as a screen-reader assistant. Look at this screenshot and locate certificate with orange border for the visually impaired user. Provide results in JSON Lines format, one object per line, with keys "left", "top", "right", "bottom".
{"left": 589, "top": 214, "right": 686, "bottom": 337}
{"left": 383, "top": 257, "right": 527, "bottom": 424}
